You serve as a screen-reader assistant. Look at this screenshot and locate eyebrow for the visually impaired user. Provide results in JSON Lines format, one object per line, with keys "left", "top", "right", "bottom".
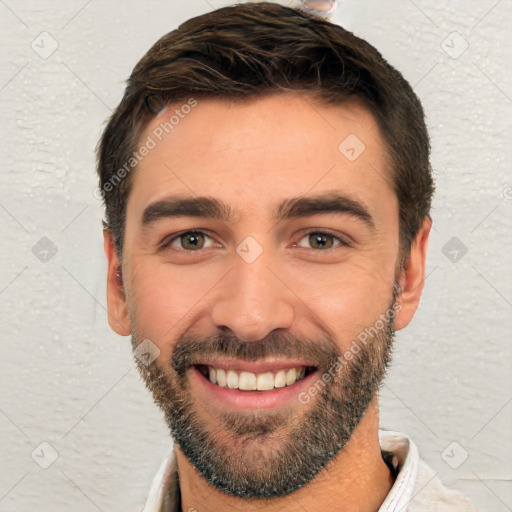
{"left": 141, "top": 193, "right": 375, "bottom": 229}
{"left": 275, "top": 193, "right": 375, "bottom": 228}
{"left": 142, "top": 196, "right": 232, "bottom": 226}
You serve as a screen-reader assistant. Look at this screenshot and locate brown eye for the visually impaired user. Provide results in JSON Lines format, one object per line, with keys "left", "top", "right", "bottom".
{"left": 308, "top": 233, "right": 334, "bottom": 250}
{"left": 161, "top": 230, "right": 221, "bottom": 254}
{"left": 295, "top": 230, "right": 349, "bottom": 250}
{"left": 179, "top": 232, "right": 205, "bottom": 250}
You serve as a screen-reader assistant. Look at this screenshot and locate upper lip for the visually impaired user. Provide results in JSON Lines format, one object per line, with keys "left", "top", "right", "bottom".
{"left": 193, "top": 358, "right": 316, "bottom": 373}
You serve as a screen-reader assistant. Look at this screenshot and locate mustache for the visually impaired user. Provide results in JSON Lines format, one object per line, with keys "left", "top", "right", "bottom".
{"left": 171, "top": 332, "right": 341, "bottom": 378}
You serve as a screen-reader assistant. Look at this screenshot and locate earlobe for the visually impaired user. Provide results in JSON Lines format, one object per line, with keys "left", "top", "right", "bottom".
{"left": 394, "top": 217, "right": 432, "bottom": 331}
{"left": 103, "top": 229, "right": 132, "bottom": 336}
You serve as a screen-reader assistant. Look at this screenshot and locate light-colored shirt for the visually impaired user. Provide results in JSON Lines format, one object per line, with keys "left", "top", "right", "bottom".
{"left": 142, "top": 430, "right": 479, "bottom": 511}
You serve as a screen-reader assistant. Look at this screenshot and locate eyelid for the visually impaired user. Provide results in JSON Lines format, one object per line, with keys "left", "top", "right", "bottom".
{"left": 294, "top": 228, "right": 353, "bottom": 249}
{"left": 160, "top": 229, "right": 219, "bottom": 250}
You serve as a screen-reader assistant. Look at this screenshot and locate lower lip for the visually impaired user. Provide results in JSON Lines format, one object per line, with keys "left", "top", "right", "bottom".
{"left": 191, "top": 366, "right": 319, "bottom": 410}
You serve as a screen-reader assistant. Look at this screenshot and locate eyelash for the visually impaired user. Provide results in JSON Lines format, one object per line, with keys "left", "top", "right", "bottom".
{"left": 294, "top": 229, "right": 353, "bottom": 249}
{"left": 160, "top": 229, "right": 352, "bottom": 251}
{"left": 160, "top": 230, "right": 217, "bottom": 251}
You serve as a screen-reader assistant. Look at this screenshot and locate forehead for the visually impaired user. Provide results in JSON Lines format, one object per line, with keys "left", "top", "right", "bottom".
{"left": 126, "top": 93, "right": 395, "bottom": 223}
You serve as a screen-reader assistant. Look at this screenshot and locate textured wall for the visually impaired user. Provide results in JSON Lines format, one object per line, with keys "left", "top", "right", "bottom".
{"left": 0, "top": 1, "right": 510, "bottom": 510}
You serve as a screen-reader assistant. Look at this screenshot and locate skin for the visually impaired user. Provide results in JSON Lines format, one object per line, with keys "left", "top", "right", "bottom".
{"left": 103, "top": 93, "right": 431, "bottom": 511}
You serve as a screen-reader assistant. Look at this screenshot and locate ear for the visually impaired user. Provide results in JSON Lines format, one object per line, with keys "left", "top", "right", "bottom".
{"left": 394, "top": 217, "right": 432, "bottom": 331}
{"left": 103, "top": 229, "right": 131, "bottom": 336}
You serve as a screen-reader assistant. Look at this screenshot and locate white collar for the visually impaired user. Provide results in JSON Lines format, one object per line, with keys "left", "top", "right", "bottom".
{"left": 378, "top": 430, "right": 419, "bottom": 511}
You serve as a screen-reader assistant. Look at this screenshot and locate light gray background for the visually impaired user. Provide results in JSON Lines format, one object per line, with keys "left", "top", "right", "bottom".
{"left": 0, "top": 1, "right": 510, "bottom": 510}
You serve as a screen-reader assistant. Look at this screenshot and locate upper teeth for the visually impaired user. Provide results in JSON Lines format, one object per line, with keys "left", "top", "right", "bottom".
{"left": 208, "top": 367, "right": 306, "bottom": 391}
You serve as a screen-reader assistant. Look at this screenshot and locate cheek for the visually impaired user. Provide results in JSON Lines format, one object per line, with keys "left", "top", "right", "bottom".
{"left": 126, "top": 259, "right": 226, "bottom": 355}
{"left": 126, "top": 261, "right": 197, "bottom": 338}
{"left": 286, "top": 256, "right": 396, "bottom": 345}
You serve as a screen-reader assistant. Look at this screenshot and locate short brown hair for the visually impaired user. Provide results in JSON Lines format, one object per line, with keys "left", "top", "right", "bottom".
{"left": 97, "top": 1, "right": 434, "bottom": 256}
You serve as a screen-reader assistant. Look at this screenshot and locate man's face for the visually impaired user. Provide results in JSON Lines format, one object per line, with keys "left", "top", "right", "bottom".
{"left": 109, "top": 93, "right": 414, "bottom": 497}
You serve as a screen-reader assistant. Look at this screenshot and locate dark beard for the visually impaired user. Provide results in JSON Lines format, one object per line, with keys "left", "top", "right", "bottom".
{"left": 132, "top": 291, "right": 398, "bottom": 499}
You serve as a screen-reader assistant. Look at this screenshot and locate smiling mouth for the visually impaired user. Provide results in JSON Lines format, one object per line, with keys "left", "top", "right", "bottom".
{"left": 195, "top": 364, "right": 316, "bottom": 391}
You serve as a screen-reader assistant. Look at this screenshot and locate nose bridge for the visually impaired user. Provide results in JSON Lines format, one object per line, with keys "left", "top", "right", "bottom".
{"left": 211, "top": 250, "right": 295, "bottom": 342}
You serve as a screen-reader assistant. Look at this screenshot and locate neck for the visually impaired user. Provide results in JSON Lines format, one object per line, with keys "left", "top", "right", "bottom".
{"left": 176, "top": 398, "right": 395, "bottom": 512}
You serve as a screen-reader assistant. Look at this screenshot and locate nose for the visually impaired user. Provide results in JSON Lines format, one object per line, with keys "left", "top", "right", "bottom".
{"left": 210, "top": 253, "right": 296, "bottom": 342}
